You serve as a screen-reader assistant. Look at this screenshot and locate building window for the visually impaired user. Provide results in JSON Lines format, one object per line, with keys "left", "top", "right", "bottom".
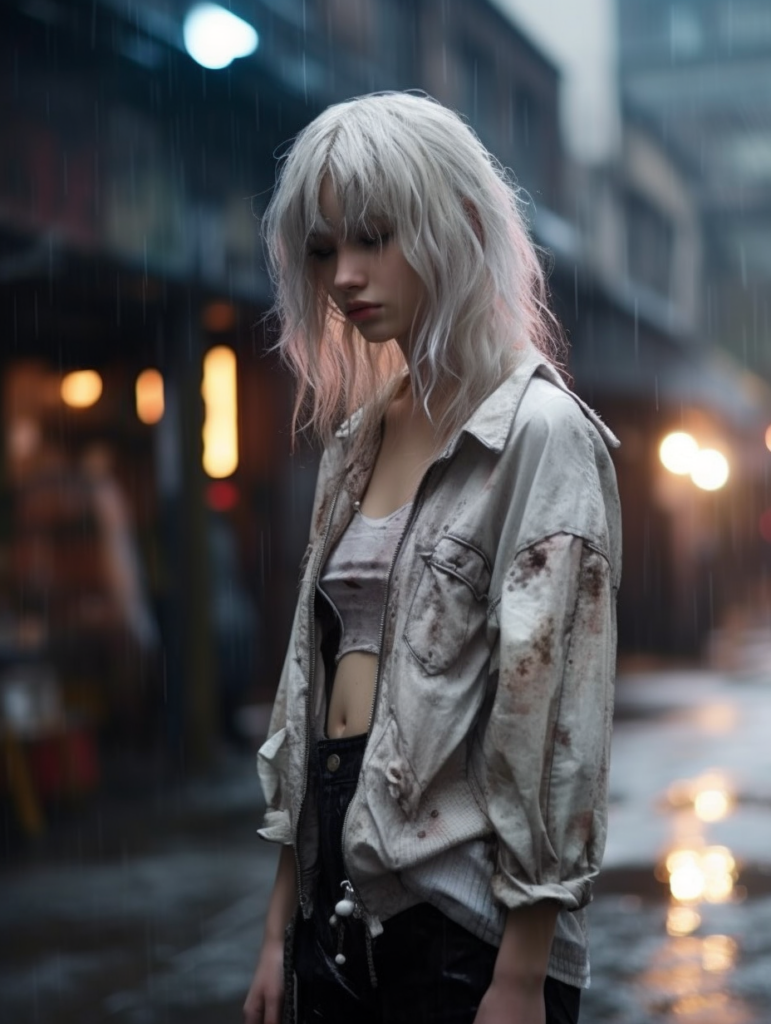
{"left": 626, "top": 191, "right": 675, "bottom": 298}
{"left": 458, "top": 39, "right": 498, "bottom": 145}
{"left": 508, "top": 84, "right": 542, "bottom": 192}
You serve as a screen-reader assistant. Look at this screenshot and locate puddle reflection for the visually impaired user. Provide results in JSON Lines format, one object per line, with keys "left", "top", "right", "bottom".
{"left": 640, "top": 932, "right": 751, "bottom": 1023}
{"left": 664, "top": 845, "right": 737, "bottom": 903}
{"left": 665, "top": 770, "right": 734, "bottom": 822}
{"left": 647, "top": 768, "right": 753, "bottom": 1022}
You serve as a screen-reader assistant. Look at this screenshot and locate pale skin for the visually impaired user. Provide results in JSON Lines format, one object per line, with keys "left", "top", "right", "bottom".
{"left": 244, "top": 177, "right": 557, "bottom": 1024}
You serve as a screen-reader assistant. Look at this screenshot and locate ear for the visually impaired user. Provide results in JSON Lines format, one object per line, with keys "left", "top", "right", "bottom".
{"left": 461, "top": 197, "right": 485, "bottom": 248}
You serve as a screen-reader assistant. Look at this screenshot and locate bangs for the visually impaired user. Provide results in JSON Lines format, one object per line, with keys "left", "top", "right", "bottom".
{"left": 296, "top": 123, "right": 403, "bottom": 248}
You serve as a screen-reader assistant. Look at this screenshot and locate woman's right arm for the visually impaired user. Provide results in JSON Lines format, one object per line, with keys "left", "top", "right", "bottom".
{"left": 243, "top": 844, "right": 297, "bottom": 1024}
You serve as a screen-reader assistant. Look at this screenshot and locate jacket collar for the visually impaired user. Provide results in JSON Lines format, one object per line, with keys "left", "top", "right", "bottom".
{"left": 450, "top": 347, "right": 542, "bottom": 455}
{"left": 334, "top": 345, "right": 620, "bottom": 459}
{"left": 456, "top": 349, "right": 621, "bottom": 454}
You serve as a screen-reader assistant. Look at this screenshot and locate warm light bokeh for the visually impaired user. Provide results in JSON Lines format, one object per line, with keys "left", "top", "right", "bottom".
{"left": 659, "top": 431, "right": 699, "bottom": 475}
{"left": 690, "top": 448, "right": 730, "bottom": 490}
{"left": 61, "top": 370, "right": 103, "bottom": 409}
{"left": 665, "top": 845, "right": 737, "bottom": 904}
{"left": 202, "top": 346, "right": 238, "bottom": 479}
{"left": 694, "top": 788, "right": 731, "bottom": 823}
{"left": 701, "top": 934, "right": 738, "bottom": 973}
{"left": 666, "top": 905, "right": 701, "bottom": 937}
{"left": 135, "top": 369, "right": 165, "bottom": 424}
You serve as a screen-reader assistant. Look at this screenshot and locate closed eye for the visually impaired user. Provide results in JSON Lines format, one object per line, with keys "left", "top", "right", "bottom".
{"left": 307, "top": 245, "right": 335, "bottom": 261}
{"left": 359, "top": 231, "right": 392, "bottom": 250}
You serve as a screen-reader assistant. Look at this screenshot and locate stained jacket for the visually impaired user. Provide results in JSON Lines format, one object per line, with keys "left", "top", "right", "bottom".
{"left": 257, "top": 347, "right": 622, "bottom": 971}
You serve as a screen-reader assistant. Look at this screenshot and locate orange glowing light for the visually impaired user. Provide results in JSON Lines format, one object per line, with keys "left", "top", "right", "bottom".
{"left": 664, "top": 845, "right": 738, "bottom": 905}
{"left": 666, "top": 905, "right": 701, "bottom": 937}
{"left": 61, "top": 370, "right": 103, "bottom": 409}
{"left": 135, "top": 369, "right": 164, "bottom": 424}
{"left": 202, "top": 346, "right": 238, "bottom": 478}
{"left": 702, "top": 934, "right": 738, "bottom": 973}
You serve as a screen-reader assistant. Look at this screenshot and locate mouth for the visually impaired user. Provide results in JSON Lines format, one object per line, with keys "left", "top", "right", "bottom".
{"left": 346, "top": 303, "right": 382, "bottom": 323}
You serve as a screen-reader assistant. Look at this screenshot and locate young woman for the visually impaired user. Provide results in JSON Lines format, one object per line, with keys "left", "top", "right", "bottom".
{"left": 244, "top": 92, "right": 621, "bottom": 1024}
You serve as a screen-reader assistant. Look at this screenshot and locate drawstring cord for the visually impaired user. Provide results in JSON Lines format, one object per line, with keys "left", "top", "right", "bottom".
{"left": 329, "top": 880, "right": 379, "bottom": 988}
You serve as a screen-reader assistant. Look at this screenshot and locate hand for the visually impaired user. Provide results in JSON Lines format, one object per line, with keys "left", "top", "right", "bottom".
{"left": 473, "top": 977, "right": 546, "bottom": 1024}
{"left": 243, "top": 936, "right": 285, "bottom": 1024}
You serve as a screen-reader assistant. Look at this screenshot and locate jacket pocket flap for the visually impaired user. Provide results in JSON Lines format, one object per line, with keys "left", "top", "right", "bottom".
{"left": 427, "top": 536, "right": 491, "bottom": 601}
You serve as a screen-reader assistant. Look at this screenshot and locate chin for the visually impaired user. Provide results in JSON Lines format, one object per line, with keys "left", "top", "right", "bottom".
{"left": 355, "top": 328, "right": 396, "bottom": 345}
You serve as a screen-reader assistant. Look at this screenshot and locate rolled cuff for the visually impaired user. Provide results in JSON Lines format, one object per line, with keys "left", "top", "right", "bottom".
{"left": 257, "top": 807, "right": 292, "bottom": 845}
{"left": 491, "top": 871, "right": 593, "bottom": 913}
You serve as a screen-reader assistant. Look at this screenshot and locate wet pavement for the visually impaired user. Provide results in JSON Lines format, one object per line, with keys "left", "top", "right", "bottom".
{"left": 583, "top": 640, "right": 771, "bottom": 1024}
{"left": 2, "top": 640, "right": 771, "bottom": 1023}
{"left": 0, "top": 749, "right": 278, "bottom": 1024}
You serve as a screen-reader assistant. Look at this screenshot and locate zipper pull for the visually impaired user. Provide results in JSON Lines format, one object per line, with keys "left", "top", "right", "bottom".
{"left": 334, "top": 880, "right": 356, "bottom": 918}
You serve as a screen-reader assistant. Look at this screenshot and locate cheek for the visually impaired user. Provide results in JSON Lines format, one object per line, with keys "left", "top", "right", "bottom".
{"left": 311, "top": 265, "right": 335, "bottom": 299}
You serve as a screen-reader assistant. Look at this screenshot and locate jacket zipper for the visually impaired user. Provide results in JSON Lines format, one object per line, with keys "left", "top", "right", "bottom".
{"left": 339, "top": 454, "right": 448, "bottom": 925}
{"left": 294, "top": 482, "right": 343, "bottom": 914}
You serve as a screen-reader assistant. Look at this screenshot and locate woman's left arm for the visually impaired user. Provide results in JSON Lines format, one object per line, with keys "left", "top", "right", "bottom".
{"left": 483, "top": 531, "right": 617, "bottom": 913}
{"left": 475, "top": 526, "right": 617, "bottom": 1024}
{"left": 474, "top": 901, "right": 558, "bottom": 1024}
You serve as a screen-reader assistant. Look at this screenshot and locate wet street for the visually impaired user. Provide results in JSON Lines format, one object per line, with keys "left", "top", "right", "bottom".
{"left": 2, "top": 644, "right": 771, "bottom": 1024}
{"left": 584, "top": 637, "right": 771, "bottom": 1024}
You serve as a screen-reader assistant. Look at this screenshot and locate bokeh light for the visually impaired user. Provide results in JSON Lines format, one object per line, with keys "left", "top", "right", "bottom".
{"left": 664, "top": 846, "right": 737, "bottom": 904}
{"left": 659, "top": 431, "right": 699, "bottom": 475}
{"left": 202, "top": 345, "right": 238, "bottom": 479}
{"left": 183, "top": 4, "right": 258, "bottom": 70}
{"left": 135, "top": 369, "right": 164, "bottom": 424}
{"left": 694, "top": 788, "right": 731, "bottom": 823}
{"left": 61, "top": 370, "right": 103, "bottom": 409}
{"left": 666, "top": 905, "right": 702, "bottom": 937}
{"left": 690, "top": 448, "right": 729, "bottom": 491}
{"left": 702, "top": 934, "right": 738, "bottom": 973}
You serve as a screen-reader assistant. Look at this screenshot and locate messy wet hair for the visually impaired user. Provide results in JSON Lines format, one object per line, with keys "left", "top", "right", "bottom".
{"left": 262, "top": 91, "right": 564, "bottom": 448}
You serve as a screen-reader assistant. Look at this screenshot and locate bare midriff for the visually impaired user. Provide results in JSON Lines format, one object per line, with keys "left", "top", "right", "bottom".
{"left": 324, "top": 381, "right": 447, "bottom": 739}
{"left": 326, "top": 651, "right": 378, "bottom": 738}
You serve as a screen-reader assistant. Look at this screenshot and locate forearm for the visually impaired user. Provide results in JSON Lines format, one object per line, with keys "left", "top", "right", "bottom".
{"left": 262, "top": 844, "right": 298, "bottom": 947}
{"left": 493, "top": 901, "right": 558, "bottom": 991}
{"left": 474, "top": 902, "right": 559, "bottom": 1023}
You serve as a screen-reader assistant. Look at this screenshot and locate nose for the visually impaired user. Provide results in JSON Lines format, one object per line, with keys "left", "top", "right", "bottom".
{"left": 333, "top": 244, "right": 367, "bottom": 291}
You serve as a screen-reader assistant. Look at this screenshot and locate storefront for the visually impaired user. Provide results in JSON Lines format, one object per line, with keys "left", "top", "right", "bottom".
{"left": 0, "top": 1, "right": 322, "bottom": 833}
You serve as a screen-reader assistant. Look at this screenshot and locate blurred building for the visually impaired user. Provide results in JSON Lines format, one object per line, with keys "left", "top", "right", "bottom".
{"left": 563, "top": 111, "right": 770, "bottom": 653}
{"left": 618, "top": 0, "right": 771, "bottom": 384}
{"left": 0, "top": 0, "right": 326, "bottom": 777}
{"left": 613, "top": 0, "right": 771, "bottom": 648}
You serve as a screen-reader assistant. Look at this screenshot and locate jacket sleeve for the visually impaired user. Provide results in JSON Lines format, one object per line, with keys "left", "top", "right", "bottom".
{"left": 482, "top": 530, "right": 617, "bottom": 912}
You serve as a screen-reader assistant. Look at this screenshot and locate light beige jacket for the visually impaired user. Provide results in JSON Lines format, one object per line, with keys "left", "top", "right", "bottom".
{"left": 257, "top": 348, "right": 621, "bottom": 952}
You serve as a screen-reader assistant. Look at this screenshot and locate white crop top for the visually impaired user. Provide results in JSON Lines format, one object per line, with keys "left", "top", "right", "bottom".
{"left": 318, "top": 501, "right": 411, "bottom": 662}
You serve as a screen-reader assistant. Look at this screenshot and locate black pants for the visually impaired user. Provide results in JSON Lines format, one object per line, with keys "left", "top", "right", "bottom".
{"left": 293, "top": 734, "right": 581, "bottom": 1024}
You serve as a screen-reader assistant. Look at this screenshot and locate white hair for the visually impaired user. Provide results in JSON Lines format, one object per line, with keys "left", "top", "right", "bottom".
{"left": 262, "top": 91, "right": 564, "bottom": 447}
